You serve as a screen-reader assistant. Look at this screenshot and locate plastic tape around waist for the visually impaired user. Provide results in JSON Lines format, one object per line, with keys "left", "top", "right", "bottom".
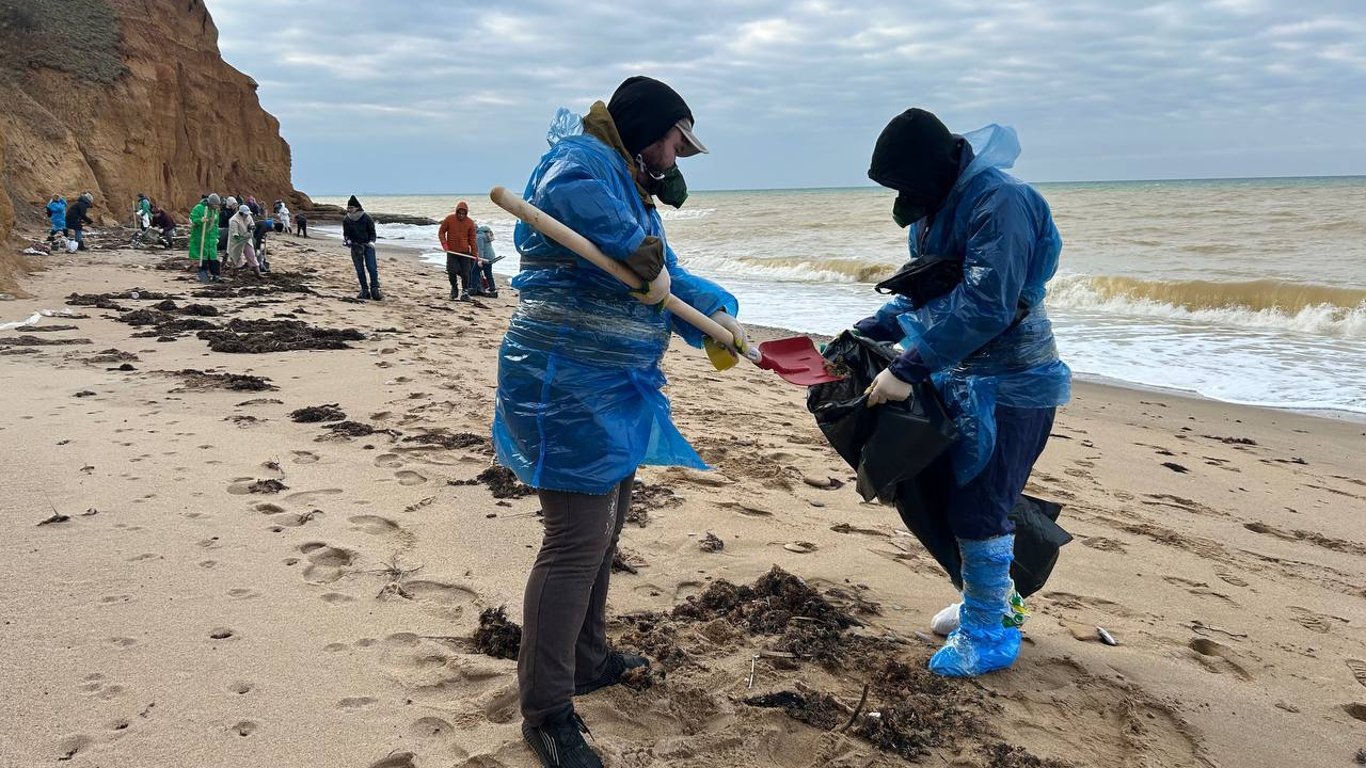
{"left": 952, "top": 308, "right": 1059, "bottom": 377}
{"left": 505, "top": 291, "right": 671, "bottom": 368}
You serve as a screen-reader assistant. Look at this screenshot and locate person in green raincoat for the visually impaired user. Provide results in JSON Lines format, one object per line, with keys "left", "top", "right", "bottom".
{"left": 189, "top": 194, "right": 222, "bottom": 282}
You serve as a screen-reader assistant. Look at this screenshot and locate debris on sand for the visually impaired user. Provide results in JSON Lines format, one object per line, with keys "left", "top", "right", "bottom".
{"left": 84, "top": 349, "right": 140, "bottom": 364}
{"left": 979, "top": 743, "right": 1076, "bottom": 768}
{"left": 151, "top": 299, "right": 220, "bottom": 316}
{"left": 472, "top": 606, "right": 522, "bottom": 660}
{"left": 628, "top": 480, "right": 682, "bottom": 526}
{"left": 197, "top": 318, "right": 364, "bottom": 353}
{"left": 325, "top": 420, "right": 392, "bottom": 438}
{"left": 192, "top": 269, "right": 318, "bottom": 297}
{"left": 449, "top": 466, "right": 533, "bottom": 499}
{"left": 67, "top": 289, "right": 179, "bottom": 310}
{"left": 612, "top": 549, "right": 644, "bottom": 574}
{"left": 1161, "top": 462, "right": 1190, "bottom": 474}
{"left": 402, "top": 430, "right": 491, "bottom": 452}
{"left": 290, "top": 404, "right": 347, "bottom": 423}
{"left": 117, "top": 308, "right": 219, "bottom": 336}
{"left": 37, "top": 513, "right": 71, "bottom": 526}
{"left": 164, "top": 369, "right": 275, "bottom": 392}
{"left": 73, "top": 390, "right": 96, "bottom": 397}
{"left": 247, "top": 479, "right": 287, "bottom": 494}
{"left": 0, "top": 335, "right": 92, "bottom": 346}
{"left": 22, "top": 324, "right": 80, "bottom": 332}
{"left": 699, "top": 532, "right": 725, "bottom": 552}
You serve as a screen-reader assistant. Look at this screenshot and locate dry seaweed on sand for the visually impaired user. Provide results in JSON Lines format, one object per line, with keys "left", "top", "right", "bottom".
{"left": 164, "top": 368, "right": 275, "bottom": 392}
{"left": 83, "top": 349, "right": 139, "bottom": 363}
{"left": 247, "top": 479, "right": 287, "bottom": 494}
{"left": 980, "top": 743, "right": 1077, "bottom": 768}
{"left": 699, "top": 532, "right": 725, "bottom": 552}
{"left": 21, "top": 324, "right": 80, "bottom": 332}
{"left": 323, "top": 420, "right": 400, "bottom": 439}
{"left": 197, "top": 318, "right": 364, "bottom": 353}
{"left": 290, "top": 404, "right": 347, "bottom": 423}
{"left": 0, "top": 335, "right": 92, "bottom": 346}
{"left": 402, "top": 430, "right": 491, "bottom": 452}
{"left": 449, "top": 466, "right": 533, "bottom": 499}
{"left": 117, "top": 308, "right": 218, "bottom": 335}
{"left": 472, "top": 606, "right": 522, "bottom": 660}
{"left": 66, "top": 289, "right": 179, "bottom": 310}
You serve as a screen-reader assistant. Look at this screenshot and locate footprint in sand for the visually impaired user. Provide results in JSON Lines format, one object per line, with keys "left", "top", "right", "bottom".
{"left": 409, "top": 716, "right": 464, "bottom": 750}
{"left": 366, "top": 753, "right": 417, "bottom": 768}
{"left": 321, "top": 592, "right": 357, "bottom": 604}
{"left": 255, "top": 502, "right": 286, "bottom": 515}
{"left": 394, "top": 470, "right": 428, "bottom": 486}
{"left": 1348, "top": 659, "right": 1366, "bottom": 689}
{"left": 291, "top": 450, "right": 320, "bottom": 465}
{"left": 230, "top": 720, "right": 257, "bottom": 737}
{"left": 229, "top": 681, "right": 254, "bottom": 695}
{"left": 275, "top": 511, "right": 323, "bottom": 528}
{"left": 284, "top": 488, "right": 343, "bottom": 506}
{"left": 349, "top": 515, "right": 402, "bottom": 536}
{"left": 299, "top": 542, "right": 357, "bottom": 584}
{"left": 1188, "top": 637, "right": 1253, "bottom": 680}
{"left": 402, "top": 580, "right": 477, "bottom": 619}
{"left": 54, "top": 734, "right": 94, "bottom": 762}
{"left": 1289, "top": 606, "right": 1333, "bottom": 634}
{"left": 227, "top": 588, "right": 260, "bottom": 600}
{"left": 374, "top": 453, "right": 404, "bottom": 468}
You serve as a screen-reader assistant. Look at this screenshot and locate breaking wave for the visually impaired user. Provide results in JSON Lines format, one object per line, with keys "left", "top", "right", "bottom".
{"left": 1048, "top": 276, "right": 1366, "bottom": 337}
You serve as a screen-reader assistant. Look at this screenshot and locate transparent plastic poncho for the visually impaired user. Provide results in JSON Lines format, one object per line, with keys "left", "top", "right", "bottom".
{"left": 493, "top": 108, "right": 738, "bottom": 494}
{"left": 862, "top": 125, "right": 1072, "bottom": 485}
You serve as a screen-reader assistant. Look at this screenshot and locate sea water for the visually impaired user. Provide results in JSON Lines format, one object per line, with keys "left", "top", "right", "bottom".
{"left": 315, "top": 176, "right": 1366, "bottom": 415}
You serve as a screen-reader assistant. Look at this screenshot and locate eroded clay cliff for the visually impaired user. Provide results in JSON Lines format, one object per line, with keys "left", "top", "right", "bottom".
{"left": 0, "top": 0, "right": 309, "bottom": 250}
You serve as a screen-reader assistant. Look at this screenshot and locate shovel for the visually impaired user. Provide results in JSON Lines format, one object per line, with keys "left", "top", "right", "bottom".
{"left": 488, "top": 187, "right": 841, "bottom": 385}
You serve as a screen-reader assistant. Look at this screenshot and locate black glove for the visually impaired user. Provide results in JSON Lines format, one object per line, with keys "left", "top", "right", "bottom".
{"left": 624, "top": 236, "right": 664, "bottom": 283}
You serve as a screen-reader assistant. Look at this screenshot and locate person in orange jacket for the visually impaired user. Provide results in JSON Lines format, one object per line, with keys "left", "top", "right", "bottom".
{"left": 439, "top": 200, "right": 480, "bottom": 301}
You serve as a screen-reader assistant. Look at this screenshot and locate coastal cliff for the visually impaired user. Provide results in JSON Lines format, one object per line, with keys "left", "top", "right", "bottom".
{"left": 0, "top": 0, "right": 308, "bottom": 253}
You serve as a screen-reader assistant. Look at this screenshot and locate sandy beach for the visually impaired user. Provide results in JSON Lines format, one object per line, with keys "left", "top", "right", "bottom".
{"left": 1, "top": 233, "right": 1364, "bottom": 768}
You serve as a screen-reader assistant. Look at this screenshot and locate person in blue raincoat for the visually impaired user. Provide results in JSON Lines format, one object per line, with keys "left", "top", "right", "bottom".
{"left": 852, "top": 108, "right": 1071, "bottom": 678}
{"left": 46, "top": 195, "right": 68, "bottom": 241}
{"left": 495, "top": 76, "right": 749, "bottom": 768}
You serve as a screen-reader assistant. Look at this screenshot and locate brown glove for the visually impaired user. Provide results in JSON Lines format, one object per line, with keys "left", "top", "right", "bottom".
{"left": 624, "top": 236, "right": 665, "bottom": 283}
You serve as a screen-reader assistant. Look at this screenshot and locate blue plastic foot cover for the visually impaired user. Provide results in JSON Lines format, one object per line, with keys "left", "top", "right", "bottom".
{"left": 929, "top": 534, "right": 1021, "bottom": 677}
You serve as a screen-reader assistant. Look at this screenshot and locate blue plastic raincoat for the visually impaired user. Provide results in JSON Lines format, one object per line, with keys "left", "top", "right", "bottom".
{"left": 47, "top": 198, "right": 67, "bottom": 231}
{"left": 859, "top": 125, "right": 1071, "bottom": 486}
{"left": 493, "top": 109, "right": 738, "bottom": 495}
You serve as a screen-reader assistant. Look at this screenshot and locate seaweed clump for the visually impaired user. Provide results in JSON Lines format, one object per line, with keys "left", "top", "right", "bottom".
{"left": 472, "top": 606, "right": 522, "bottom": 660}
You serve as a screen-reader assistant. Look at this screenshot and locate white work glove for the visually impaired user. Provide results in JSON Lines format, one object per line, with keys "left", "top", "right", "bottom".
{"left": 636, "top": 265, "right": 672, "bottom": 307}
{"left": 865, "top": 368, "right": 914, "bottom": 407}
{"left": 709, "top": 310, "right": 750, "bottom": 356}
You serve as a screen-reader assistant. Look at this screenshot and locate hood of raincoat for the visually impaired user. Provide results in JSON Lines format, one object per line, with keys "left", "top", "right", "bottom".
{"left": 868, "top": 108, "right": 965, "bottom": 214}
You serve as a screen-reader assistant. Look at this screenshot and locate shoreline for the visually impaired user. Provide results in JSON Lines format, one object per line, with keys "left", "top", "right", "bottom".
{"left": 3, "top": 232, "right": 1364, "bottom": 767}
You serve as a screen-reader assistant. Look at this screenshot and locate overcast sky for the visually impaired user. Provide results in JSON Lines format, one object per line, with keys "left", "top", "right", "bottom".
{"left": 203, "top": 0, "right": 1366, "bottom": 195}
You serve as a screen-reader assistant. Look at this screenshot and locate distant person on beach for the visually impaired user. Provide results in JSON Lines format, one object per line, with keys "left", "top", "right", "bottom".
{"left": 189, "top": 194, "right": 222, "bottom": 281}
{"left": 226, "top": 203, "right": 255, "bottom": 271}
{"left": 218, "top": 196, "right": 235, "bottom": 258}
{"left": 294, "top": 212, "right": 308, "bottom": 237}
{"left": 474, "top": 224, "right": 499, "bottom": 298}
{"left": 46, "top": 195, "right": 67, "bottom": 242}
{"left": 67, "top": 192, "right": 94, "bottom": 251}
{"left": 852, "top": 108, "right": 1071, "bottom": 678}
{"left": 438, "top": 201, "right": 479, "bottom": 301}
{"left": 342, "top": 195, "right": 382, "bottom": 300}
{"left": 495, "top": 76, "right": 748, "bottom": 768}
{"left": 274, "top": 200, "right": 291, "bottom": 234}
{"left": 135, "top": 193, "right": 152, "bottom": 231}
{"left": 151, "top": 206, "right": 176, "bottom": 248}
{"left": 252, "top": 215, "right": 271, "bottom": 272}
{"left": 246, "top": 196, "right": 262, "bottom": 216}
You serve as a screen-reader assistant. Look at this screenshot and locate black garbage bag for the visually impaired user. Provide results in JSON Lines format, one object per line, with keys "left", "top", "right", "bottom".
{"left": 807, "top": 332, "right": 956, "bottom": 503}
{"left": 892, "top": 448, "right": 1070, "bottom": 597}
{"left": 806, "top": 331, "right": 1071, "bottom": 597}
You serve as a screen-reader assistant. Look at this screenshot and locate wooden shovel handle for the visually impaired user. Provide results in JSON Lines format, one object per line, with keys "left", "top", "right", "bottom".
{"left": 488, "top": 186, "right": 738, "bottom": 348}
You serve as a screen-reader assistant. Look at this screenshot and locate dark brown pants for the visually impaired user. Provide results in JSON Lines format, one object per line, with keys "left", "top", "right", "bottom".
{"left": 518, "top": 473, "right": 634, "bottom": 726}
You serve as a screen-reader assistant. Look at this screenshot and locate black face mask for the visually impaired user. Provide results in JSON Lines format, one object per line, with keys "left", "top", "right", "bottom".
{"left": 892, "top": 193, "right": 928, "bottom": 228}
{"left": 638, "top": 155, "right": 689, "bottom": 208}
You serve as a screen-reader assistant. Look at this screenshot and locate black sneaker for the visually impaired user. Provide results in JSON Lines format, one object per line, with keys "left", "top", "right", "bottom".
{"left": 369, "top": 290, "right": 384, "bottom": 301}
{"left": 574, "top": 651, "right": 648, "bottom": 696}
{"left": 355, "top": 291, "right": 369, "bottom": 301}
{"left": 522, "top": 708, "right": 602, "bottom": 768}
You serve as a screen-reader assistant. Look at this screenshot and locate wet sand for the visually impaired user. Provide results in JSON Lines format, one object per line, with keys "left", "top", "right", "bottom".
{"left": 1, "top": 234, "right": 1364, "bottom": 767}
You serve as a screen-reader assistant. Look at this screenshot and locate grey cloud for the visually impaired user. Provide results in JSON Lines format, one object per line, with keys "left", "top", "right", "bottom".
{"left": 204, "top": 0, "right": 1366, "bottom": 193}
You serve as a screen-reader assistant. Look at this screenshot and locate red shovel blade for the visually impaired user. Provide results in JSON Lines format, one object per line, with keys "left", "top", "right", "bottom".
{"left": 756, "top": 336, "right": 844, "bottom": 386}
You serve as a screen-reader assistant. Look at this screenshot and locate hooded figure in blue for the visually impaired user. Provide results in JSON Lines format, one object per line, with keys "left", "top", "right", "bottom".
{"left": 496, "top": 77, "right": 749, "bottom": 768}
{"left": 854, "top": 109, "right": 1071, "bottom": 679}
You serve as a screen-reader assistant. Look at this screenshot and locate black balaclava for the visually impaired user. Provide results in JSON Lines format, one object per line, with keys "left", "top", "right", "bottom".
{"left": 607, "top": 76, "right": 693, "bottom": 157}
{"left": 347, "top": 195, "right": 362, "bottom": 209}
{"left": 868, "top": 108, "right": 964, "bottom": 227}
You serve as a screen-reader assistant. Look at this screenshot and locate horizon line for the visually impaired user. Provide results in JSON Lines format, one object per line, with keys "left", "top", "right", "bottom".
{"left": 308, "top": 172, "right": 1366, "bottom": 197}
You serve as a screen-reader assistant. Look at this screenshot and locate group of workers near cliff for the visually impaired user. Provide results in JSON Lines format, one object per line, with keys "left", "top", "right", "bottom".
{"left": 491, "top": 76, "right": 1071, "bottom": 768}
{"left": 185, "top": 194, "right": 305, "bottom": 282}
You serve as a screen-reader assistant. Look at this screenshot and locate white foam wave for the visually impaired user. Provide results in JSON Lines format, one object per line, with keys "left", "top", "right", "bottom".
{"left": 1048, "top": 275, "right": 1366, "bottom": 338}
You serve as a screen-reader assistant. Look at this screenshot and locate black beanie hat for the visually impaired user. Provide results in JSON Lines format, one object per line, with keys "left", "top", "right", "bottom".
{"left": 607, "top": 76, "right": 694, "bottom": 156}
{"left": 347, "top": 195, "right": 362, "bottom": 209}
{"left": 868, "top": 108, "right": 964, "bottom": 209}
